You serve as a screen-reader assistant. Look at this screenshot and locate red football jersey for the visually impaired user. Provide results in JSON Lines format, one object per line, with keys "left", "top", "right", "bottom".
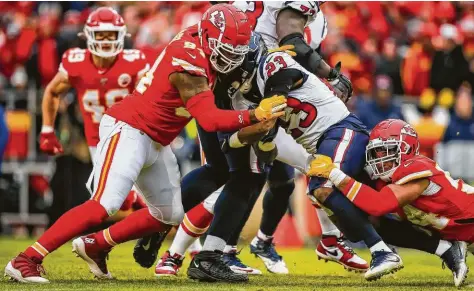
{"left": 59, "top": 48, "right": 149, "bottom": 146}
{"left": 391, "top": 155, "right": 474, "bottom": 242}
{"left": 106, "top": 25, "right": 216, "bottom": 145}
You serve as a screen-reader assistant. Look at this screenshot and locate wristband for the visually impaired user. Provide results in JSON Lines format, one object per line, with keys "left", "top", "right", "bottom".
{"left": 41, "top": 125, "right": 54, "bottom": 133}
{"left": 229, "top": 132, "right": 247, "bottom": 148}
{"left": 329, "top": 168, "right": 348, "bottom": 187}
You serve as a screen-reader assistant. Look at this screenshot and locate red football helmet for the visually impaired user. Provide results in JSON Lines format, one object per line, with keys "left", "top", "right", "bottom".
{"left": 199, "top": 4, "right": 252, "bottom": 74}
{"left": 84, "top": 7, "right": 126, "bottom": 58}
{"left": 366, "top": 119, "right": 420, "bottom": 181}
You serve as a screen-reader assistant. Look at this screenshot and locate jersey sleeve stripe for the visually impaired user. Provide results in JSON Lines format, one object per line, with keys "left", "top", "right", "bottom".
{"left": 395, "top": 170, "right": 433, "bottom": 185}
{"left": 172, "top": 57, "right": 207, "bottom": 76}
{"left": 347, "top": 181, "right": 362, "bottom": 202}
{"left": 137, "top": 63, "right": 151, "bottom": 78}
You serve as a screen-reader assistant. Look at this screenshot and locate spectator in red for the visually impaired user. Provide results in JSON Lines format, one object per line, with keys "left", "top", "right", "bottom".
{"left": 402, "top": 22, "right": 436, "bottom": 96}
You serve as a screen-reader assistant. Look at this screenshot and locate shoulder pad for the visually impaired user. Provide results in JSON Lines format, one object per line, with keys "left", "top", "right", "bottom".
{"left": 392, "top": 156, "right": 435, "bottom": 185}
{"left": 60, "top": 48, "right": 87, "bottom": 77}
{"left": 260, "top": 52, "right": 297, "bottom": 80}
{"left": 169, "top": 43, "right": 209, "bottom": 78}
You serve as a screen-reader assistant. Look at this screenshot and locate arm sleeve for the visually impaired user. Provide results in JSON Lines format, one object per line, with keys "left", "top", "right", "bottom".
{"left": 340, "top": 179, "right": 400, "bottom": 217}
{"left": 263, "top": 68, "right": 305, "bottom": 99}
{"left": 185, "top": 90, "right": 252, "bottom": 132}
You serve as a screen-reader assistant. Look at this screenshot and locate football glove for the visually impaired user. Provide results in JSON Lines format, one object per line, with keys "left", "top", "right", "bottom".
{"left": 327, "top": 62, "right": 353, "bottom": 103}
{"left": 252, "top": 141, "right": 278, "bottom": 164}
{"left": 255, "top": 95, "right": 287, "bottom": 121}
{"left": 307, "top": 154, "right": 336, "bottom": 178}
{"left": 39, "top": 132, "right": 64, "bottom": 155}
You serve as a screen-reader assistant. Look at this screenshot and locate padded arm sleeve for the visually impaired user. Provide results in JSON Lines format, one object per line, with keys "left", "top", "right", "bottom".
{"left": 279, "top": 33, "right": 322, "bottom": 73}
{"left": 186, "top": 90, "right": 252, "bottom": 132}
{"left": 341, "top": 179, "right": 400, "bottom": 217}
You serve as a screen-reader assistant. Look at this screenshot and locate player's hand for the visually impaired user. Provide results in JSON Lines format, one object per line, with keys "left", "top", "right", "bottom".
{"left": 254, "top": 95, "right": 287, "bottom": 121}
{"left": 40, "top": 132, "right": 64, "bottom": 156}
{"left": 327, "top": 62, "right": 353, "bottom": 103}
{"left": 307, "top": 154, "right": 336, "bottom": 178}
{"left": 252, "top": 141, "right": 278, "bottom": 164}
{"left": 268, "top": 45, "right": 296, "bottom": 56}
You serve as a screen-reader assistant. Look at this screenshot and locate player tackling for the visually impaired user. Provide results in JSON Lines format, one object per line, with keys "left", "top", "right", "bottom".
{"left": 4, "top": 4, "right": 286, "bottom": 283}
{"left": 307, "top": 119, "right": 470, "bottom": 287}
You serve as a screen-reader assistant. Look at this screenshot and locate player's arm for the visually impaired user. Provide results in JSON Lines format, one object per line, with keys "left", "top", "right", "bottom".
{"left": 276, "top": 6, "right": 352, "bottom": 101}
{"left": 39, "top": 71, "right": 71, "bottom": 155}
{"left": 170, "top": 72, "right": 286, "bottom": 132}
{"left": 307, "top": 155, "right": 430, "bottom": 216}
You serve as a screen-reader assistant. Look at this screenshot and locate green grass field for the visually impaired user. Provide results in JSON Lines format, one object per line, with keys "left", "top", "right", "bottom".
{"left": 0, "top": 237, "right": 471, "bottom": 290}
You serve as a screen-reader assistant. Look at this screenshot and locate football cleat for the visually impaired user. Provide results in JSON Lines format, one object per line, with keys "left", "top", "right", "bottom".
{"left": 72, "top": 235, "right": 112, "bottom": 279}
{"left": 187, "top": 250, "right": 248, "bottom": 282}
{"left": 154, "top": 251, "right": 184, "bottom": 277}
{"left": 250, "top": 236, "right": 288, "bottom": 274}
{"left": 4, "top": 253, "right": 49, "bottom": 283}
{"left": 133, "top": 229, "right": 170, "bottom": 268}
{"left": 315, "top": 235, "right": 368, "bottom": 272}
{"left": 441, "top": 241, "right": 469, "bottom": 287}
{"left": 365, "top": 250, "right": 403, "bottom": 281}
{"left": 223, "top": 248, "right": 262, "bottom": 275}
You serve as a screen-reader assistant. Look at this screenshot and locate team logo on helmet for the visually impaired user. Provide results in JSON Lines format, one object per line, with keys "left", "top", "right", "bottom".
{"left": 401, "top": 124, "right": 417, "bottom": 137}
{"left": 118, "top": 73, "right": 131, "bottom": 87}
{"left": 209, "top": 10, "right": 226, "bottom": 32}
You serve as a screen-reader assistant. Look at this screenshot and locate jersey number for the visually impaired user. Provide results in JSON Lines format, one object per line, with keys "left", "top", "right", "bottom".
{"left": 286, "top": 97, "right": 318, "bottom": 138}
{"left": 83, "top": 89, "right": 129, "bottom": 123}
{"left": 265, "top": 55, "right": 287, "bottom": 77}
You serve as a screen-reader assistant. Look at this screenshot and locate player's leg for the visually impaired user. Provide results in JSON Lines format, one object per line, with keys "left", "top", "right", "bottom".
{"left": 155, "top": 189, "right": 220, "bottom": 276}
{"left": 133, "top": 125, "right": 229, "bottom": 268}
{"left": 250, "top": 161, "right": 293, "bottom": 274}
{"left": 223, "top": 184, "right": 263, "bottom": 275}
{"left": 375, "top": 216, "right": 468, "bottom": 287}
{"left": 74, "top": 143, "right": 183, "bottom": 278}
{"left": 309, "top": 127, "right": 401, "bottom": 280}
{"left": 188, "top": 141, "right": 267, "bottom": 282}
{"left": 5, "top": 117, "right": 144, "bottom": 283}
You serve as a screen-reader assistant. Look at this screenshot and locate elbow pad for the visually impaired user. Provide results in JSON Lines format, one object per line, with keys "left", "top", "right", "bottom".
{"left": 279, "top": 32, "right": 322, "bottom": 73}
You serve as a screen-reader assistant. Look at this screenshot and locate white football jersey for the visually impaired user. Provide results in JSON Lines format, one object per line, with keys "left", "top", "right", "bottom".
{"left": 232, "top": 1, "right": 321, "bottom": 49}
{"left": 256, "top": 52, "right": 350, "bottom": 154}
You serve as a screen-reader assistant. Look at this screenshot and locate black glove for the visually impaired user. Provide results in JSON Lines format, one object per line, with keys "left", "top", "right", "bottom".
{"left": 327, "top": 62, "right": 353, "bottom": 103}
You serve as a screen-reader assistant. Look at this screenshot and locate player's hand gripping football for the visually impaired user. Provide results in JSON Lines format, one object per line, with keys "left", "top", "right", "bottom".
{"left": 307, "top": 154, "right": 336, "bottom": 178}
{"left": 327, "top": 61, "right": 353, "bottom": 103}
{"left": 254, "top": 95, "right": 287, "bottom": 121}
{"left": 40, "top": 131, "right": 64, "bottom": 155}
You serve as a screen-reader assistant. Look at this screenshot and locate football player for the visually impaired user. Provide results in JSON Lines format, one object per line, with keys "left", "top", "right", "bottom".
{"left": 39, "top": 7, "right": 149, "bottom": 212}
{"left": 307, "top": 119, "right": 470, "bottom": 287}
{"left": 4, "top": 4, "right": 286, "bottom": 283}
{"left": 143, "top": 1, "right": 363, "bottom": 276}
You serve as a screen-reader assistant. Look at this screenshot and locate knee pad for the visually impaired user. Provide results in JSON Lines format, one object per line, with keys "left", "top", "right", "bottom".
{"left": 268, "top": 179, "right": 295, "bottom": 199}
{"left": 147, "top": 202, "right": 184, "bottom": 226}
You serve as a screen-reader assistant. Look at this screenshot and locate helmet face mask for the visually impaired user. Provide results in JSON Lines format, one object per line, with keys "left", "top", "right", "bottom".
{"left": 84, "top": 8, "right": 126, "bottom": 58}
{"left": 366, "top": 119, "right": 419, "bottom": 181}
{"left": 209, "top": 38, "right": 249, "bottom": 74}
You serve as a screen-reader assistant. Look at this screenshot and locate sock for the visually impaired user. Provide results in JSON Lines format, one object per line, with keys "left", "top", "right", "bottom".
{"left": 181, "top": 203, "right": 214, "bottom": 238}
{"left": 93, "top": 208, "right": 169, "bottom": 249}
{"left": 181, "top": 165, "right": 228, "bottom": 212}
{"left": 369, "top": 241, "right": 393, "bottom": 253}
{"left": 223, "top": 245, "right": 237, "bottom": 254}
{"left": 322, "top": 190, "right": 382, "bottom": 248}
{"left": 169, "top": 226, "right": 199, "bottom": 256}
{"left": 24, "top": 200, "right": 108, "bottom": 262}
{"left": 315, "top": 207, "right": 341, "bottom": 237}
{"left": 203, "top": 235, "right": 227, "bottom": 252}
{"left": 257, "top": 229, "right": 273, "bottom": 241}
{"left": 187, "top": 239, "right": 203, "bottom": 255}
{"left": 204, "top": 171, "right": 266, "bottom": 251}
{"left": 376, "top": 216, "right": 441, "bottom": 255}
{"left": 435, "top": 240, "right": 452, "bottom": 257}
{"left": 227, "top": 183, "right": 262, "bottom": 246}
{"left": 259, "top": 181, "right": 294, "bottom": 236}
